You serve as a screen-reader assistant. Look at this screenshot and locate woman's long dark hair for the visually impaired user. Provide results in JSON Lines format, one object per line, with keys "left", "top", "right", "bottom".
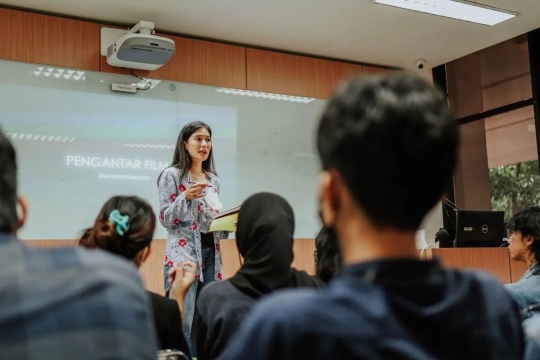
{"left": 157, "top": 121, "right": 217, "bottom": 184}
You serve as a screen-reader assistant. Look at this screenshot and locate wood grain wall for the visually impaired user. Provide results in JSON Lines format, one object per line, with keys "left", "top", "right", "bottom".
{"left": 431, "top": 248, "right": 512, "bottom": 283}
{"left": 1, "top": 8, "right": 100, "bottom": 71}
{"left": 0, "top": 7, "right": 390, "bottom": 98}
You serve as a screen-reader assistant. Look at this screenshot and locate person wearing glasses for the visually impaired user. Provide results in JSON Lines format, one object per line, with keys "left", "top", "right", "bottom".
{"left": 506, "top": 206, "right": 540, "bottom": 359}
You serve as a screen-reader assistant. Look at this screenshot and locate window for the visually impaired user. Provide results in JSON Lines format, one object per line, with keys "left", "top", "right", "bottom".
{"left": 487, "top": 106, "right": 539, "bottom": 220}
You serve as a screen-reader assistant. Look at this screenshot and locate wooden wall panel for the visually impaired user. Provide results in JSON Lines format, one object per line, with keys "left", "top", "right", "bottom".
{"left": 246, "top": 48, "right": 365, "bottom": 98}
{"left": 100, "top": 25, "right": 246, "bottom": 89}
{"left": 220, "top": 238, "right": 316, "bottom": 279}
{"left": 292, "top": 239, "right": 316, "bottom": 275}
{"left": 171, "top": 37, "right": 246, "bottom": 89}
{"left": 1, "top": 8, "right": 99, "bottom": 71}
{"left": 221, "top": 238, "right": 241, "bottom": 279}
{"left": 140, "top": 239, "right": 166, "bottom": 295}
{"left": 22, "top": 239, "right": 78, "bottom": 248}
{"left": 432, "top": 248, "right": 511, "bottom": 284}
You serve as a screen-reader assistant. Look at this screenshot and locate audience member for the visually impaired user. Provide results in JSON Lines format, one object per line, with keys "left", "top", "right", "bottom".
{"left": 0, "top": 128, "right": 158, "bottom": 359}
{"left": 523, "top": 315, "right": 540, "bottom": 360}
{"left": 314, "top": 226, "right": 342, "bottom": 283}
{"left": 196, "top": 192, "right": 324, "bottom": 360}
{"left": 220, "top": 73, "right": 524, "bottom": 360}
{"left": 505, "top": 206, "right": 540, "bottom": 359}
{"left": 79, "top": 195, "right": 195, "bottom": 355}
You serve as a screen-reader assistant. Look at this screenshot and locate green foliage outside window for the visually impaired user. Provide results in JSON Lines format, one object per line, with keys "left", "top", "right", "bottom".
{"left": 489, "top": 160, "right": 540, "bottom": 221}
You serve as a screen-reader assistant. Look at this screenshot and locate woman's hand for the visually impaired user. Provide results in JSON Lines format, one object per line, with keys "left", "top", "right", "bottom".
{"left": 168, "top": 261, "right": 197, "bottom": 301}
{"left": 185, "top": 183, "right": 209, "bottom": 201}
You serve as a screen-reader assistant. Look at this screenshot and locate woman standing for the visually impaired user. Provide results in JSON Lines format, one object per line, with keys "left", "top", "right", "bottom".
{"left": 157, "top": 121, "right": 226, "bottom": 353}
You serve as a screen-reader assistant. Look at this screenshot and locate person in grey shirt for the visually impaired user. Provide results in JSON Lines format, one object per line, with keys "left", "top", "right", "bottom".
{"left": 0, "top": 127, "right": 158, "bottom": 359}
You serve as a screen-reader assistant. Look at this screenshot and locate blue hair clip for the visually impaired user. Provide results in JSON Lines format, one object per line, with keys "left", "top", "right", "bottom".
{"left": 109, "top": 210, "right": 130, "bottom": 236}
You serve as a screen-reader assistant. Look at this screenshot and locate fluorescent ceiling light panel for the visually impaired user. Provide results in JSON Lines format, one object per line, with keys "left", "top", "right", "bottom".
{"left": 124, "top": 143, "right": 175, "bottom": 149}
{"left": 6, "top": 133, "right": 76, "bottom": 142}
{"left": 215, "top": 88, "right": 316, "bottom": 103}
{"left": 373, "top": 0, "right": 516, "bottom": 26}
{"left": 32, "top": 66, "right": 86, "bottom": 81}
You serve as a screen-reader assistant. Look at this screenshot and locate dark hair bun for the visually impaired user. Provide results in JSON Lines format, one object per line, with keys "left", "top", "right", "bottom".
{"left": 79, "top": 221, "right": 122, "bottom": 254}
{"left": 96, "top": 221, "right": 122, "bottom": 253}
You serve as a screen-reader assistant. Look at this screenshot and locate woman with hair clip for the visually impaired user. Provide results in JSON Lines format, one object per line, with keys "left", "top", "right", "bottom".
{"left": 157, "top": 121, "right": 227, "bottom": 353}
{"left": 79, "top": 195, "right": 195, "bottom": 356}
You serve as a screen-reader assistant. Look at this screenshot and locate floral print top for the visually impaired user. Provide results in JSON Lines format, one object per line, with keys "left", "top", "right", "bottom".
{"left": 158, "top": 167, "right": 227, "bottom": 282}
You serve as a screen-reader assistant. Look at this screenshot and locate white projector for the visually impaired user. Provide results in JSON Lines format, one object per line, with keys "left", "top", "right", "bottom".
{"left": 106, "top": 21, "right": 175, "bottom": 71}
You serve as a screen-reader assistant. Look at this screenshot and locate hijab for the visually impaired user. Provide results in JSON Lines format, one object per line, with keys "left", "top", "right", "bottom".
{"left": 229, "top": 192, "right": 324, "bottom": 298}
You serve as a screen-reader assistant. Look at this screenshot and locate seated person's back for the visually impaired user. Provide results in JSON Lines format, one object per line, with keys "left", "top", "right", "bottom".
{"left": 196, "top": 193, "right": 324, "bottom": 360}
{"left": 0, "top": 244, "right": 158, "bottom": 359}
{"left": 221, "top": 73, "right": 524, "bottom": 360}
{"left": 0, "top": 128, "right": 158, "bottom": 359}
{"left": 79, "top": 195, "right": 193, "bottom": 355}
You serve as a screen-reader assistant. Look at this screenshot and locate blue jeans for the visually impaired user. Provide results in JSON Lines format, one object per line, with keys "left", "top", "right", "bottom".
{"left": 164, "top": 246, "right": 215, "bottom": 356}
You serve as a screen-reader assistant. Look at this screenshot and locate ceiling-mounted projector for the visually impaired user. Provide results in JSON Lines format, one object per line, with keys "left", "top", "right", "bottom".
{"left": 106, "top": 20, "right": 175, "bottom": 71}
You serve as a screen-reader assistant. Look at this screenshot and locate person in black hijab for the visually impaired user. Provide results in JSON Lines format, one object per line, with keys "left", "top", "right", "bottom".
{"left": 195, "top": 192, "right": 324, "bottom": 360}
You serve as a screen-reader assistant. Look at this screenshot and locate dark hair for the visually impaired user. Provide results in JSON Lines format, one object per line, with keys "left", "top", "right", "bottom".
{"left": 79, "top": 196, "right": 156, "bottom": 260}
{"left": 507, "top": 206, "right": 540, "bottom": 264}
{"left": 317, "top": 72, "right": 458, "bottom": 230}
{"left": 158, "top": 121, "right": 217, "bottom": 184}
{"left": 315, "top": 227, "right": 342, "bottom": 283}
{"left": 0, "top": 128, "right": 18, "bottom": 234}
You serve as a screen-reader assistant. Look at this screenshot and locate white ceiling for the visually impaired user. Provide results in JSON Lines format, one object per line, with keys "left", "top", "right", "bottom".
{"left": 3, "top": 0, "right": 539, "bottom": 70}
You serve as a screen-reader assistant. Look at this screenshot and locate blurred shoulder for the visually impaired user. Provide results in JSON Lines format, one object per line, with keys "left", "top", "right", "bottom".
{"left": 52, "top": 246, "right": 146, "bottom": 291}
{"left": 248, "top": 288, "right": 324, "bottom": 326}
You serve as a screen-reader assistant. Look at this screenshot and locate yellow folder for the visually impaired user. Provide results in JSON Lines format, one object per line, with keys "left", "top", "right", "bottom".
{"left": 209, "top": 206, "right": 240, "bottom": 232}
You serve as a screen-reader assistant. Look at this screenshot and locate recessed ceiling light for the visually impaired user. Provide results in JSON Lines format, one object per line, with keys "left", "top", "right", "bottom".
{"left": 215, "top": 88, "right": 316, "bottom": 103}
{"left": 373, "top": 0, "right": 516, "bottom": 26}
